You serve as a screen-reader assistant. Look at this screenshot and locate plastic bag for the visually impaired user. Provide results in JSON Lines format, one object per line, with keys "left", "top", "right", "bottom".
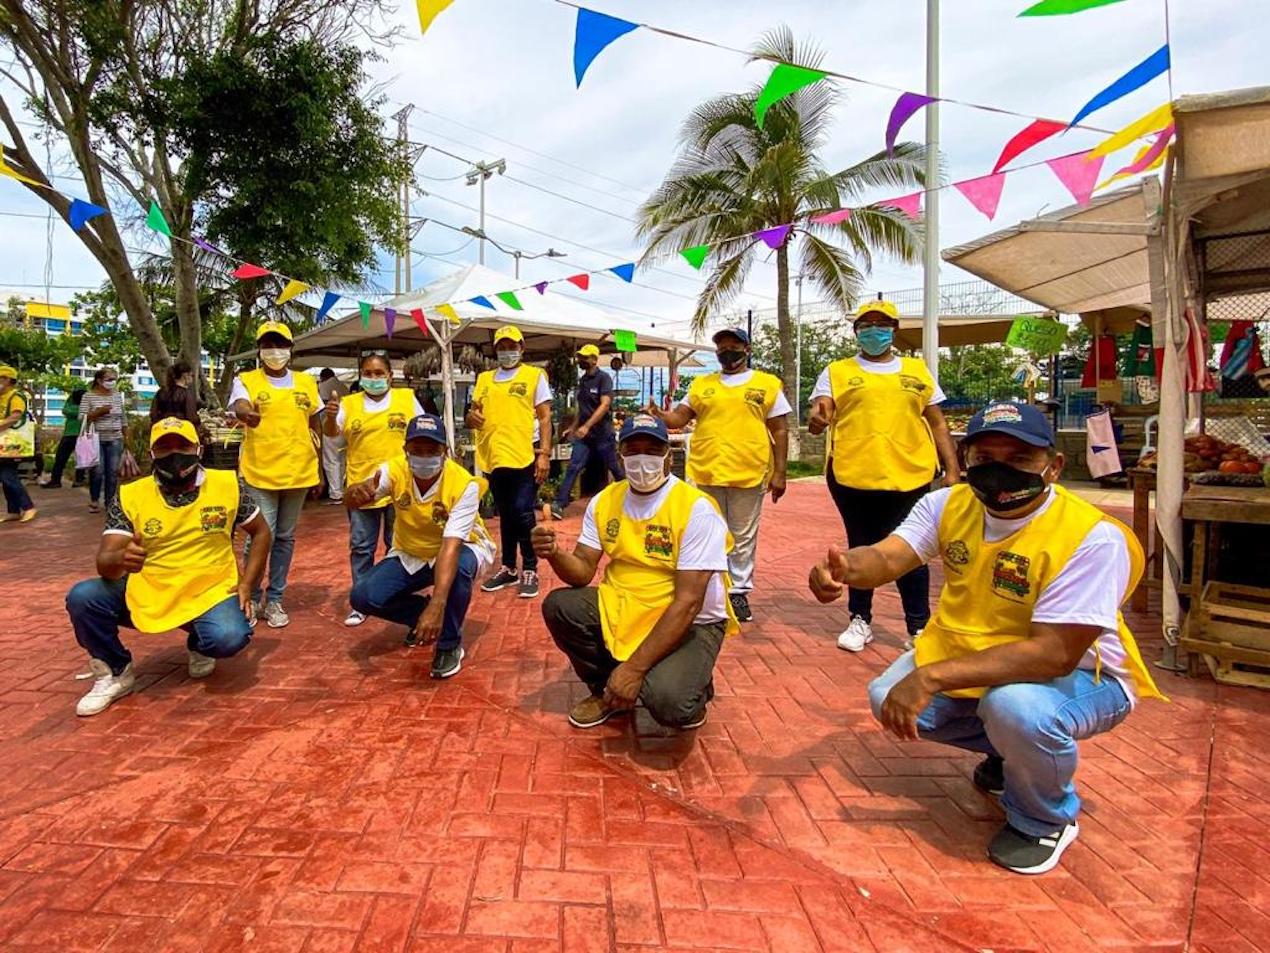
{"left": 75, "top": 426, "right": 100, "bottom": 469}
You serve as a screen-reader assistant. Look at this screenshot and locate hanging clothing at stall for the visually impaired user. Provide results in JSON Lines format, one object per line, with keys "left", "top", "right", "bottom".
{"left": 1218, "top": 321, "right": 1266, "bottom": 397}
{"left": 1080, "top": 334, "right": 1120, "bottom": 388}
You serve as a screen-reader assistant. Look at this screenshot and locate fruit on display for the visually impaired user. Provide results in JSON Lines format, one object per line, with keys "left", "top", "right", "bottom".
{"left": 1138, "top": 434, "right": 1266, "bottom": 477}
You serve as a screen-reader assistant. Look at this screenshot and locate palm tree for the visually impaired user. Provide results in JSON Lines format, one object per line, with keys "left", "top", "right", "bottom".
{"left": 636, "top": 26, "right": 932, "bottom": 409}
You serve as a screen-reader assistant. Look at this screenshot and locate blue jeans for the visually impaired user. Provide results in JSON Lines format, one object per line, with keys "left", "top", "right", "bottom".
{"left": 89, "top": 438, "right": 123, "bottom": 506}
{"left": 554, "top": 434, "right": 622, "bottom": 509}
{"left": 244, "top": 485, "right": 307, "bottom": 604}
{"left": 867, "top": 650, "right": 1132, "bottom": 836}
{"left": 348, "top": 505, "right": 396, "bottom": 589}
{"left": 66, "top": 576, "right": 252, "bottom": 676}
{"left": 0, "top": 459, "right": 33, "bottom": 514}
{"left": 349, "top": 547, "right": 479, "bottom": 650}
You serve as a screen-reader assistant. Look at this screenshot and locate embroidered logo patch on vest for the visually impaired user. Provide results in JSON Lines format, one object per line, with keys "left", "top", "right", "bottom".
{"left": 702, "top": 387, "right": 716, "bottom": 398}
{"left": 387, "top": 413, "right": 408, "bottom": 431}
{"left": 508, "top": 382, "right": 528, "bottom": 398}
{"left": 992, "top": 551, "right": 1031, "bottom": 599}
{"left": 431, "top": 502, "right": 449, "bottom": 526}
{"left": 899, "top": 374, "right": 928, "bottom": 394}
{"left": 644, "top": 524, "right": 674, "bottom": 558}
{"left": 256, "top": 390, "right": 272, "bottom": 404}
{"left": 604, "top": 518, "right": 620, "bottom": 541}
{"left": 943, "top": 540, "right": 970, "bottom": 571}
{"left": 293, "top": 393, "right": 312, "bottom": 411}
{"left": 350, "top": 418, "right": 364, "bottom": 433}
{"left": 744, "top": 388, "right": 766, "bottom": 407}
{"left": 396, "top": 491, "right": 412, "bottom": 510}
{"left": 846, "top": 375, "right": 864, "bottom": 387}
{"left": 199, "top": 505, "right": 228, "bottom": 533}
{"left": 142, "top": 517, "right": 163, "bottom": 538}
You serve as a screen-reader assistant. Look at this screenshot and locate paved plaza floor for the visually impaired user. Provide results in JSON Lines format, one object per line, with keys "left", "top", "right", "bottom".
{"left": 0, "top": 481, "right": 1267, "bottom": 952}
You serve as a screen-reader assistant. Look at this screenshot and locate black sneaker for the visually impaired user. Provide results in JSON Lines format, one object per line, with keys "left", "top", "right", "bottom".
{"left": 549, "top": 504, "right": 565, "bottom": 521}
{"left": 973, "top": 755, "right": 1005, "bottom": 797}
{"left": 988, "top": 822, "right": 1079, "bottom": 875}
{"left": 729, "top": 593, "right": 753, "bottom": 623}
{"left": 430, "top": 645, "right": 464, "bottom": 679}
{"left": 481, "top": 567, "right": 519, "bottom": 593}
{"left": 518, "top": 570, "right": 540, "bottom": 599}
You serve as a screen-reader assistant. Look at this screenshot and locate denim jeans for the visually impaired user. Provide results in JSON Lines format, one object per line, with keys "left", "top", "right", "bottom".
{"left": 66, "top": 576, "right": 252, "bottom": 676}
{"left": 244, "top": 485, "right": 308, "bottom": 604}
{"left": 0, "top": 459, "right": 33, "bottom": 514}
{"left": 349, "top": 547, "right": 479, "bottom": 650}
{"left": 89, "top": 438, "right": 123, "bottom": 506}
{"left": 868, "top": 650, "right": 1132, "bottom": 836}
{"left": 554, "top": 434, "right": 622, "bottom": 509}
{"left": 348, "top": 505, "right": 396, "bottom": 589}
{"left": 488, "top": 464, "right": 538, "bottom": 572}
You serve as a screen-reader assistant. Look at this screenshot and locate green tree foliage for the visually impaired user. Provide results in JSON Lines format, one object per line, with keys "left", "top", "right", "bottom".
{"left": 937, "top": 345, "right": 1027, "bottom": 405}
{"left": 750, "top": 318, "right": 855, "bottom": 412}
{"left": 0, "top": 299, "right": 81, "bottom": 388}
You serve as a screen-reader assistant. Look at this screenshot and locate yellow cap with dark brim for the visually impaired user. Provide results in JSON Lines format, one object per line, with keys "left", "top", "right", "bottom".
{"left": 0, "top": 364, "right": 17, "bottom": 379}
{"left": 149, "top": 416, "right": 200, "bottom": 448}
{"left": 577, "top": 344, "right": 601, "bottom": 358}
{"left": 255, "top": 321, "right": 293, "bottom": 342}
{"left": 494, "top": 325, "right": 523, "bottom": 344}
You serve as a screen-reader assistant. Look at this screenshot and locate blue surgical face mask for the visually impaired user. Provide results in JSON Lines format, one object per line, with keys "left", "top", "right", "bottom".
{"left": 360, "top": 377, "right": 389, "bottom": 396}
{"left": 856, "top": 326, "right": 894, "bottom": 357}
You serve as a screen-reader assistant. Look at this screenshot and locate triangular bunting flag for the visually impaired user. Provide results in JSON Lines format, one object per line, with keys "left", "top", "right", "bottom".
{"left": 232, "top": 263, "right": 270, "bottom": 280}
{"left": 469, "top": 295, "right": 496, "bottom": 310}
{"left": 146, "top": 201, "right": 173, "bottom": 238}
{"left": 680, "top": 245, "right": 709, "bottom": 270}
{"left": 193, "top": 237, "right": 222, "bottom": 255}
{"left": 954, "top": 172, "right": 1007, "bottom": 221}
{"left": 885, "top": 93, "right": 936, "bottom": 157}
{"left": 811, "top": 209, "right": 852, "bottom": 226}
{"left": 1087, "top": 103, "right": 1172, "bottom": 160}
{"left": 754, "top": 224, "right": 792, "bottom": 250}
{"left": 496, "top": 291, "right": 524, "bottom": 311}
{"left": 609, "top": 263, "right": 635, "bottom": 283}
{"left": 573, "top": 8, "right": 640, "bottom": 87}
{"left": 613, "top": 329, "right": 637, "bottom": 351}
{"left": 566, "top": 273, "right": 591, "bottom": 290}
{"left": 0, "top": 145, "right": 41, "bottom": 187}
{"left": 411, "top": 308, "right": 430, "bottom": 337}
{"left": 416, "top": 0, "right": 456, "bottom": 34}
{"left": 1099, "top": 125, "right": 1174, "bottom": 189}
{"left": 534, "top": 281, "right": 549, "bottom": 294}
{"left": 1021, "top": 0, "right": 1129, "bottom": 16}
{"left": 1070, "top": 45, "right": 1170, "bottom": 127}
{"left": 276, "top": 279, "right": 309, "bottom": 305}
{"left": 68, "top": 198, "right": 108, "bottom": 232}
{"left": 358, "top": 301, "right": 372, "bottom": 328}
{"left": 384, "top": 307, "right": 397, "bottom": 339}
{"left": 993, "top": 119, "right": 1066, "bottom": 173}
{"left": 315, "top": 291, "right": 341, "bottom": 324}
{"left": 881, "top": 192, "right": 922, "bottom": 221}
{"left": 755, "top": 63, "right": 828, "bottom": 130}
{"left": 1046, "top": 151, "right": 1104, "bottom": 206}
{"left": 436, "top": 303, "right": 461, "bottom": 325}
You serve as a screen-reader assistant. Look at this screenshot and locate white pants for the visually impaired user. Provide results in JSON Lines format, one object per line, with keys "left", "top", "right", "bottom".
{"left": 321, "top": 433, "right": 346, "bottom": 500}
{"left": 699, "top": 484, "right": 766, "bottom": 594}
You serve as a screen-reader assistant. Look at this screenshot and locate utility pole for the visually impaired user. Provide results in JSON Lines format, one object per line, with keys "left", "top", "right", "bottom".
{"left": 466, "top": 159, "right": 507, "bottom": 265}
{"left": 390, "top": 104, "right": 428, "bottom": 294}
{"left": 921, "top": 0, "right": 941, "bottom": 378}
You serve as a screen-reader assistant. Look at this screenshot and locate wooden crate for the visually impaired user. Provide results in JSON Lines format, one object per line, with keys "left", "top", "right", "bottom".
{"left": 1181, "top": 581, "right": 1270, "bottom": 689}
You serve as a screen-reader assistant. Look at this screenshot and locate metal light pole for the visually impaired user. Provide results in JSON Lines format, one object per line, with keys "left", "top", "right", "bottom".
{"left": 921, "top": 0, "right": 941, "bottom": 379}
{"left": 465, "top": 159, "right": 506, "bottom": 265}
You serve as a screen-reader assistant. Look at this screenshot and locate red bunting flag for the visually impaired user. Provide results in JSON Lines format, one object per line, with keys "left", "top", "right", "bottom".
{"left": 992, "top": 119, "right": 1066, "bottom": 173}
{"left": 411, "top": 308, "right": 430, "bottom": 337}
{"left": 232, "top": 263, "right": 270, "bottom": 280}
{"left": 567, "top": 274, "right": 591, "bottom": 290}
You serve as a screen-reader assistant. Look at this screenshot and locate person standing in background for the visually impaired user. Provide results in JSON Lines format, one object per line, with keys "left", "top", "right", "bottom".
{"left": 150, "top": 360, "right": 201, "bottom": 428}
{"left": 317, "top": 368, "right": 350, "bottom": 505}
{"left": 0, "top": 364, "right": 37, "bottom": 522}
{"left": 81, "top": 367, "right": 128, "bottom": 514}
{"left": 46, "top": 387, "right": 87, "bottom": 489}
{"left": 550, "top": 344, "right": 622, "bottom": 521}
{"left": 809, "top": 300, "right": 961, "bottom": 652}
{"left": 229, "top": 321, "right": 322, "bottom": 629}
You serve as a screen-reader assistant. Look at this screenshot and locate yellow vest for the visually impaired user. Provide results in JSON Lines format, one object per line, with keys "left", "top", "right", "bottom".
{"left": 236, "top": 369, "right": 320, "bottom": 490}
{"left": 686, "top": 371, "right": 783, "bottom": 488}
{"left": 472, "top": 365, "right": 545, "bottom": 473}
{"left": 342, "top": 388, "right": 415, "bottom": 509}
{"left": 915, "top": 484, "right": 1166, "bottom": 701}
{"left": 119, "top": 469, "right": 241, "bottom": 634}
{"left": 827, "top": 356, "right": 938, "bottom": 491}
{"left": 592, "top": 479, "right": 740, "bottom": 661}
{"left": 383, "top": 455, "right": 492, "bottom": 562}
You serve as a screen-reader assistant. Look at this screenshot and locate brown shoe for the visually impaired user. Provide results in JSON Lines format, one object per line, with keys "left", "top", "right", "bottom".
{"left": 568, "top": 694, "right": 632, "bottom": 729}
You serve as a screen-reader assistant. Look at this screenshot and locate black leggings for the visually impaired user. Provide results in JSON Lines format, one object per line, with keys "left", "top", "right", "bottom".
{"left": 826, "top": 468, "right": 931, "bottom": 635}
{"left": 488, "top": 463, "right": 539, "bottom": 572}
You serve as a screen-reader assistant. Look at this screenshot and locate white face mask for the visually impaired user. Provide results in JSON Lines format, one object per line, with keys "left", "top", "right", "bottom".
{"left": 408, "top": 453, "right": 444, "bottom": 480}
{"left": 496, "top": 350, "right": 520, "bottom": 369}
{"left": 101, "top": 379, "right": 117, "bottom": 391}
{"left": 623, "top": 453, "right": 669, "bottom": 493}
{"left": 260, "top": 348, "right": 290, "bottom": 371}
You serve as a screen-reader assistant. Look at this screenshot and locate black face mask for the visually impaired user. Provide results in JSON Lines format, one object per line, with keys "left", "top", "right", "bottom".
{"left": 966, "top": 460, "right": 1049, "bottom": 512}
{"left": 152, "top": 452, "right": 200, "bottom": 490}
{"left": 718, "top": 349, "right": 747, "bottom": 371}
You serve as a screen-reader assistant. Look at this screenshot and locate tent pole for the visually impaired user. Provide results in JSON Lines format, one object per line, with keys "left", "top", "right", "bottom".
{"left": 440, "top": 324, "right": 457, "bottom": 455}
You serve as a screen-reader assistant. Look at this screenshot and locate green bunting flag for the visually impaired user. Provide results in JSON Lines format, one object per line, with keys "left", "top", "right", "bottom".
{"left": 1019, "top": 0, "right": 1128, "bottom": 15}
{"left": 613, "top": 329, "right": 637, "bottom": 351}
{"left": 755, "top": 63, "right": 828, "bottom": 129}
{"left": 680, "top": 245, "right": 709, "bottom": 270}
{"left": 496, "top": 291, "right": 524, "bottom": 311}
{"left": 145, "top": 201, "right": 172, "bottom": 238}
{"left": 358, "top": 301, "right": 372, "bottom": 328}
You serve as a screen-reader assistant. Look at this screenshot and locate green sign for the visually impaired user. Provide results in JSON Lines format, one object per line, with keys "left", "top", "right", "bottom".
{"left": 613, "top": 328, "right": 637, "bottom": 352}
{"left": 1006, "top": 316, "right": 1067, "bottom": 355}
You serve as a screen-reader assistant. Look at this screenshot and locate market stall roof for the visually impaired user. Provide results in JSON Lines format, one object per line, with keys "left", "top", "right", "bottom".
{"left": 894, "top": 313, "right": 1040, "bottom": 349}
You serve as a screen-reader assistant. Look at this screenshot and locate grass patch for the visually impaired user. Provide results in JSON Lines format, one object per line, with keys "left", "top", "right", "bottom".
{"left": 786, "top": 460, "right": 824, "bottom": 479}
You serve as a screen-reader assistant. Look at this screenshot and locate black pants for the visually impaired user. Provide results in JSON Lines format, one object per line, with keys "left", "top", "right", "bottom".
{"left": 542, "top": 586, "right": 723, "bottom": 728}
{"left": 48, "top": 434, "right": 84, "bottom": 486}
{"left": 488, "top": 463, "right": 538, "bottom": 572}
{"left": 826, "top": 468, "right": 931, "bottom": 635}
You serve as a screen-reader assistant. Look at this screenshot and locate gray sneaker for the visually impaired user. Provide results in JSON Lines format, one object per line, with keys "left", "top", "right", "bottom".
{"left": 481, "top": 567, "right": 519, "bottom": 592}
{"left": 518, "top": 570, "right": 540, "bottom": 599}
{"left": 262, "top": 602, "right": 290, "bottom": 628}
{"left": 988, "top": 822, "right": 1079, "bottom": 876}
{"left": 431, "top": 646, "right": 464, "bottom": 679}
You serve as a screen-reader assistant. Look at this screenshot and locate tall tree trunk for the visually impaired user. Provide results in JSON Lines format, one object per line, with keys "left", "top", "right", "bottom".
{"left": 170, "top": 237, "right": 203, "bottom": 381}
{"left": 775, "top": 245, "right": 796, "bottom": 408}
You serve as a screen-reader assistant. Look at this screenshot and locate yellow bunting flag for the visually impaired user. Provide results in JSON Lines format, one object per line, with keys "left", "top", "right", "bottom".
{"left": 416, "top": 0, "right": 457, "bottom": 34}
{"left": 1086, "top": 103, "right": 1173, "bottom": 161}
{"left": 435, "top": 303, "right": 461, "bottom": 326}
{"left": 0, "top": 145, "right": 41, "bottom": 187}
{"left": 26, "top": 301, "right": 70, "bottom": 319}
{"left": 276, "top": 279, "right": 310, "bottom": 305}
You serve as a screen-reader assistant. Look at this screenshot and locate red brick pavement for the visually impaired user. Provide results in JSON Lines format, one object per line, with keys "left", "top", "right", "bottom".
{"left": 0, "top": 481, "right": 1268, "bottom": 952}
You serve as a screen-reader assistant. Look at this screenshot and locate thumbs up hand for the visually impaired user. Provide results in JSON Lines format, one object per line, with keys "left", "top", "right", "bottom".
{"left": 466, "top": 399, "right": 485, "bottom": 430}
{"left": 122, "top": 532, "right": 147, "bottom": 573}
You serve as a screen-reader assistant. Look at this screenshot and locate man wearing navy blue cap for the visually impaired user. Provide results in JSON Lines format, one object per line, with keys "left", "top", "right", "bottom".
{"left": 532, "top": 414, "right": 739, "bottom": 731}
{"left": 809, "top": 402, "right": 1164, "bottom": 876}
{"left": 344, "top": 414, "right": 495, "bottom": 679}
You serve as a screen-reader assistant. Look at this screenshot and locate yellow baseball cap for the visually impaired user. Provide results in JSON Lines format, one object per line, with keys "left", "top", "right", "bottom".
{"left": 577, "top": 344, "right": 601, "bottom": 358}
{"left": 855, "top": 300, "right": 899, "bottom": 323}
{"left": 149, "top": 416, "right": 200, "bottom": 448}
{"left": 494, "top": 325, "right": 523, "bottom": 344}
{"left": 0, "top": 364, "right": 17, "bottom": 379}
{"left": 255, "top": 320, "right": 294, "bottom": 342}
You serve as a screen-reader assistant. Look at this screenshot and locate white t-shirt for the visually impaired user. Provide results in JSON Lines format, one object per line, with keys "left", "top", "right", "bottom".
{"left": 578, "top": 476, "right": 730, "bottom": 626}
{"left": 371, "top": 463, "right": 495, "bottom": 574}
{"left": 494, "top": 366, "right": 553, "bottom": 443}
{"left": 676, "top": 369, "right": 794, "bottom": 419}
{"left": 228, "top": 371, "right": 323, "bottom": 415}
{"left": 811, "top": 355, "right": 947, "bottom": 406}
{"left": 334, "top": 390, "right": 426, "bottom": 431}
{"left": 892, "top": 486, "right": 1136, "bottom": 704}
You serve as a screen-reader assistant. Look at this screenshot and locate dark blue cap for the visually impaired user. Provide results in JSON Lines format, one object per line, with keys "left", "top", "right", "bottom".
{"left": 405, "top": 413, "right": 448, "bottom": 445}
{"left": 964, "top": 402, "right": 1055, "bottom": 449}
{"left": 618, "top": 412, "right": 669, "bottom": 445}
{"left": 711, "top": 327, "right": 750, "bottom": 346}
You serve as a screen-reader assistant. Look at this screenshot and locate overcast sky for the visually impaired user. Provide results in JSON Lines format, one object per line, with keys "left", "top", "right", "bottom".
{"left": 1, "top": 0, "right": 1263, "bottom": 340}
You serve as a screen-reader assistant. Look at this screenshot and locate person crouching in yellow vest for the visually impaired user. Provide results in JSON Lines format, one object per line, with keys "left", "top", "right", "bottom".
{"left": 229, "top": 321, "right": 322, "bottom": 629}
{"left": 650, "top": 327, "right": 791, "bottom": 625}
{"left": 809, "top": 402, "right": 1165, "bottom": 876}
{"left": 533, "top": 414, "right": 740, "bottom": 731}
{"left": 343, "top": 413, "right": 495, "bottom": 680}
{"left": 65, "top": 417, "right": 272, "bottom": 717}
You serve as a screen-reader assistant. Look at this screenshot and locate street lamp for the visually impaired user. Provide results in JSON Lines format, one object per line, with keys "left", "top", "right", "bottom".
{"left": 461, "top": 227, "right": 566, "bottom": 278}
{"left": 465, "top": 159, "right": 506, "bottom": 265}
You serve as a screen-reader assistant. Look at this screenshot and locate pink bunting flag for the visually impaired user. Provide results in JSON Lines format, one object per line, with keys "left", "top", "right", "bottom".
{"left": 886, "top": 93, "right": 935, "bottom": 157}
{"left": 567, "top": 274, "right": 590, "bottom": 290}
{"left": 1111, "top": 124, "right": 1174, "bottom": 179}
{"left": 232, "top": 263, "right": 270, "bottom": 280}
{"left": 811, "top": 208, "right": 852, "bottom": 226}
{"left": 1046, "top": 151, "right": 1105, "bottom": 206}
{"left": 754, "top": 224, "right": 792, "bottom": 249}
{"left": 534, "top": 281, "right": 549, "bottom": 294}
{"left": 992, "top": 119, "right": 1066, "bottom": 173}
{"left": 954, "top": 172, "right": 1007, "bottom": 221}
{"left": 881, "top": 192, "right": 923, "bottom": 221}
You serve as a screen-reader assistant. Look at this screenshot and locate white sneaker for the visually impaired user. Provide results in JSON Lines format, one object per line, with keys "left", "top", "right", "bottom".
{"left": 188, "top": 651, "right": 216, "bottom": 679}
{"left": 262, "top": 602, "right": 290, "bottom": 628}
{"left": 76, "top": 659, "right": 136, "bottom": 716}
{"left": 344, "top": 610, "right": 367, "bottom": 627}
{"left": 837, "top": 616, "right": 874, "bottom": 653}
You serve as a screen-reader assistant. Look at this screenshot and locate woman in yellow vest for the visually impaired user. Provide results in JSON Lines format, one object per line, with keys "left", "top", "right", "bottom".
{"left": 808, "top": 300, "right": 961, "bottom": 653}
{"left": 531, "top": 414, "right": 738, "bottom": 731}
{"left": 65, "top": 417, "right": 272, "bottom": 716}
{"left": 229, "top": 321, "right": 321, "bottom": 629}
{"left": 322, "top": 351, "right": 423, "bottom": 627}
{"left": 809, "top": 403, "right": 1165, "bottom": 876}
{"left": 342, "top": 413, "right": 495, "bottom": 679}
